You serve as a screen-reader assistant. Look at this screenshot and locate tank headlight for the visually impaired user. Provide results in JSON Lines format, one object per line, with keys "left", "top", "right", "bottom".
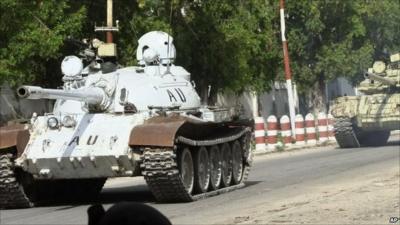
{"left": 47, "top": 117, "right": 59, "bottom": 129}
{"left": 62, "top": 115, "right": 76, "bottom": 128}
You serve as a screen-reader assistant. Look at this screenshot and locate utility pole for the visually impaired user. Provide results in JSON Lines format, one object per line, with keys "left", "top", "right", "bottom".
{"left": 252, "top": 92, "right": 259, "bottom": 118}
{"left": 106, "top": 0, "right": 113, "bottom": 43}
{"left": 95, "top": 0, "right": 119, "bottom": 43}
{"left": 94, "top": 0, "right": 119, "bottom": 59}
{"left": 279, "top": 0, "right": 296, "bottom": 139}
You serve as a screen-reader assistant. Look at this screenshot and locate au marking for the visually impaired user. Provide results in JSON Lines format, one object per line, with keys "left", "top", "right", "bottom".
{"left": 166, "top": 88, "right": 186, "bottom": 102}
{"left": 68, "top": 135, "right": 98, "bottom": 146}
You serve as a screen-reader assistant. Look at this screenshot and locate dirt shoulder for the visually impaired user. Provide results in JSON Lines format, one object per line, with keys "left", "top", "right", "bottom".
{"left": 219, "top": 166, "right": 400, "bottom": 225}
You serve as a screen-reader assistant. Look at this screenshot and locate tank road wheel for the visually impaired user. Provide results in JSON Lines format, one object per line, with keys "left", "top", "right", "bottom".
{"left": 220, "top": 143, "right": 233, "bottom": 187}
{"left": 194, "top": 147, "right": 210, "bottom": 193}
{"left": 231, "top": 141, "right": 244, "bottom": 184}
{"left": 178, "top": 148, "right": 194, "bottom": 194}
{"left": 208, "top": 145, "right": 222, "bottom": 190}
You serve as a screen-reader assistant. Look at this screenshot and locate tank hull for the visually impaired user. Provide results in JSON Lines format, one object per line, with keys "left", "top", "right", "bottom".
{"left": 18, "top": 113, "right": 145, "bottom": 179}
{"left": 0, "top": 113, "right": 253, "bottom": 208}
{"left": 331, "top": 93, "right": 400, "bottom": 148}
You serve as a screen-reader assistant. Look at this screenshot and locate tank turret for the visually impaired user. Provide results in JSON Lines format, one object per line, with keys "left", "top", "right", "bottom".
{"left": 17, "top": 85, "right": 106, "bottom": 105}
{"left": 358, "top": 53, "right": 400, "bottom": 94}
{"left": 364, "top": 72, "right": 397, "bottom": 86}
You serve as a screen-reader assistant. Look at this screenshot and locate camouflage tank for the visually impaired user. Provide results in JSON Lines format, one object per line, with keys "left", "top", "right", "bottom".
{"left": 331, "top": 52, "right": 400, "bottom": 148}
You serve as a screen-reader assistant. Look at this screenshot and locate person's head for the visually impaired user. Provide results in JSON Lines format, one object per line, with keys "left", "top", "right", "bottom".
{"left": 88, "top": 202, "right": 172, "bottom": 225}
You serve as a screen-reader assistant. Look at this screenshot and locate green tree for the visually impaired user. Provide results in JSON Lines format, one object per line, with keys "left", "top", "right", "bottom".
{"left": 0, "top": 0, "right": 86, "bottom": 87}
{"left": 284, "top": 0, "right": 400, "bottom": 112}
{"left": 109, "top": 0, "right": 281, "bottom": 101}
{"left": 1, "top": 0, "right": 399, "bottom": 112}
{"left": 172, "top": 0, "right": 280, "bottom": 100}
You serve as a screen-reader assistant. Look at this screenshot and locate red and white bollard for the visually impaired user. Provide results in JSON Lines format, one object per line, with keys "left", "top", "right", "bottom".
{"left": 327, "top": 113, "right": 336, "bottom": 141}
{"left": 295, "top": 114, "right": 305, "bottom": 146}
{"left": 317, "top": 112, "right": 328, "bottom": 143}
{"left": 305, "top": 113, "right": 317, "bottom": 145}
{"left": 267, "top": 115, "right": 278, "bottom": 150}
{"left": 254, "top": 117, "right": 266, "bottom": 151}
{"left": 280, "top": 115, "right": 292, "bottom": 147}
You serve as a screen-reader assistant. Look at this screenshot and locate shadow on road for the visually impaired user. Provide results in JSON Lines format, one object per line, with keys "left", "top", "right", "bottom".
{"left": 244, "top": 181, "right": 262, "bottom": 186}
{"left": 30, "top": 184, "right": 155, "bottom": 209}
{"left": 334, "top": 138, "right": 399, "bottom": 150}
{"left": 100, "top": 184, "right": 156, "bottom": 203}
{"left": 29, "top": 180, "right": 263, "bottom": 209}
{"left": 386, "top": 139, "right": 400, "bottom": 146}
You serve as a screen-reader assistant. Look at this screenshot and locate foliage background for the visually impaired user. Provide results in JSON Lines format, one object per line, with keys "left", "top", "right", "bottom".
{"left": 0, "top": 0, "right": 399, "bottom": 107}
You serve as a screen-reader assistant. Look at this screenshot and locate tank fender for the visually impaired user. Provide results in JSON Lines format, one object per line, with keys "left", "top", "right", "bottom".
{"left": 129, "top": 115, "right": 187, "bottom": 147}
{"left": 0, "top": 124, "right": 30, "bottom": 156}
{"left": 129, "top": 115, "right": 253, "bottom": 147}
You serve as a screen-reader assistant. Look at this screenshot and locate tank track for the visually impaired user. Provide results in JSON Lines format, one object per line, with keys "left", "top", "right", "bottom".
{"left": 141, "top": 130, "right": 252, "bottom": 202}
{"left": 0, "top": 153, "right": 106, "bottom": 209}
{"left": 0, "top": 154, "right": 33, "bottom": 209}
{"left": 334, "top": 117, "right": 360, "bottom": 148}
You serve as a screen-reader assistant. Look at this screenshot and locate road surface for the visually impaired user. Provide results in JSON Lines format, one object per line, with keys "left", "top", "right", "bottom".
{"left": 1, "top": 139, "right": 399, "bottom": 224}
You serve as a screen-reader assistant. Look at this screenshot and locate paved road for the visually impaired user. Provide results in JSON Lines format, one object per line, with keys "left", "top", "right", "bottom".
{"left": 1, "top": 139, "right": 399, "bottom": 225}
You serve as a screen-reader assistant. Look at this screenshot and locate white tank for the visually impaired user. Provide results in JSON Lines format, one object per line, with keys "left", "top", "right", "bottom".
{"left": 0, "top": 31, "right": 253, "bottom": 208}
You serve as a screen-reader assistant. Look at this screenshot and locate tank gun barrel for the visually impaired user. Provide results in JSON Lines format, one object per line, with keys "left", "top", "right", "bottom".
{"left": 17, "top": 86, "right": 105, "bottom": 105}
{"left": 364, "top": 72, "right": 397, "bottom": 86}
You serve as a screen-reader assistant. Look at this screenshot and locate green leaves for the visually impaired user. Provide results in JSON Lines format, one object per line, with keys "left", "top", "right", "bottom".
{"left": 286, "top": 0, "right": 399, "bottom": 93}
{"left": 169, "top": 0, "right": 279, "bottom": 94}
{"left": 0, "top": 1, "right": 86, "bottom": 87}
{"left": 0, "top": 0, "right": 398, "bottom": 97}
